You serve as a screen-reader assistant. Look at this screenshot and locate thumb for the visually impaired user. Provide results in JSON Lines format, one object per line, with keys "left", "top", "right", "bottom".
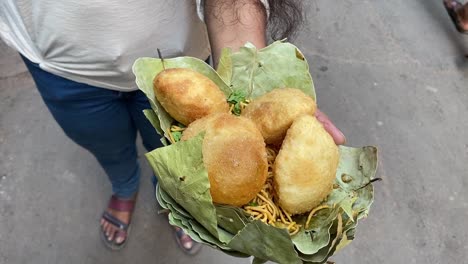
{"left": 315, "top": 109, "right": 346, "bottom": 145}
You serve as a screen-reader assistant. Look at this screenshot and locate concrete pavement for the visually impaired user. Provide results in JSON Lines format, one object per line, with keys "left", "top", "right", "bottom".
{"left": 1, "top": 0, "right": 468, "bottom": 263}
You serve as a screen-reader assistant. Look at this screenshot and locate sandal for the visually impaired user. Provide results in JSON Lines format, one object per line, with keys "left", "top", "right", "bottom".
{"left": 100, "top": 195, "right": 136, "bottom": 251}
{"left": 443, "top": 0, "right": 468, "bottom": 34}
{"left": 174, "top": 227, "right": 202, "bottom": 255}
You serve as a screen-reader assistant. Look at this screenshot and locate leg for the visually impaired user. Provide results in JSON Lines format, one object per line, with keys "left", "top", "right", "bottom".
{"left": 125, "top": 90, "right": 164, "bottom": 152}
{"left": 125, "top": 90, "right": 162, "bottom": 190}
{"left": 22, "top": 57, "right": 138, "bottom": 247}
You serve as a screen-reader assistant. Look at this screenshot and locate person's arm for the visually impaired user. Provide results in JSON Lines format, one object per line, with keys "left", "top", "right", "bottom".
{"left": 204, "top": 0, "right": 267, "bottom": 65}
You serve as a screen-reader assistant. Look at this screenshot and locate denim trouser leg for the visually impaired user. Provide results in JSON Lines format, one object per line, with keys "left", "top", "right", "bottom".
{"left": 22, "top": 57, "right": 162, "bottom": 198}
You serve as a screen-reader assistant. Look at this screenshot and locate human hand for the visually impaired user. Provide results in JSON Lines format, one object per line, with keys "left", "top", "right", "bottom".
{"left": 315, "top": 109, "right": 346, "bottom": 145}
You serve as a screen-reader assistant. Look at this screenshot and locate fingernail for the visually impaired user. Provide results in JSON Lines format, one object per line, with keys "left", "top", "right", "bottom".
{"left": 340, "top": 131, "right": 347, "bottom": 145}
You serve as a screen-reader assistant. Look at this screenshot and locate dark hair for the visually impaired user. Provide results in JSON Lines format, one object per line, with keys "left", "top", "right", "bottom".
{"left": 204, "top": 0, "right": 304, "bottom": 41}
{"left": 266, "top": 0, "right": 304, "bottom": 40}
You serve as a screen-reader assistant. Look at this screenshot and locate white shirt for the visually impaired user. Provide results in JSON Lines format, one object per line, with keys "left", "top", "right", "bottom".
{"left": 0, "top": 0, "right": 210, "bottom": 91}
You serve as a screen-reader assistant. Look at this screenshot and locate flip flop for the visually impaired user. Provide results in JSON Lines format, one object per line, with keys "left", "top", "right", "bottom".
{"left": 444, "top": 0, "right": 468, "bottom": 34}
{"left": 100, "top": 195, "right": 136, "bottom": 251}
{"left": 174, "top": 227, "right": 202, "bottom": 255}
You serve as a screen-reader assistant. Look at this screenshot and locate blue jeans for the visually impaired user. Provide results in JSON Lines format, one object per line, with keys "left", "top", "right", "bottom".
{"left": 22, "top": 57, "right": 163, "bottom": 198}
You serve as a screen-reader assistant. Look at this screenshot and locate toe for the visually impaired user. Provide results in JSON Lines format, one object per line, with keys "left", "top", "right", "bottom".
{"left": 115, "top": 231, "right": 127, "bottom": 245}
{"left": 107, "top": 226, "right": 116, "bottom": 241}
{"left": 183, "top": 239, "right": 193, "bottom": 250}
{"left": 177, "top": 229, "right": 195, "bottom": 250}
{"left": 105, "top": 225, "right": 112, "bottom": 237}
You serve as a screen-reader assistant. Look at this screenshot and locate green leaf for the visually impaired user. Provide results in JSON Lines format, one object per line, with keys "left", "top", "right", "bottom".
{"left": 228, "top": 220, "right": 301, "bottom": 264}
{"left": 292, "top": 208, "right": 337, "bottom": 255}
{"left": 215, "top": 205, "right": 250, "bottom": 235}
{"left": 220, "top": 249, "right": 251, "bottom": 259}
{"left": 298, "top": 216, "right": 342, "bottom": 263}
{"left": 227, "top": 90, "right": 247, "bottom": 103}
{"left": 186, "top": 219, "right": 231, "bottom": 250}
{"left": 168, "top": 213, "right": 203, "bottom": 244}
{"left": 157, "top": 185, "right": 192, "bottom": 219}
{"left": 145, "top": 134, "right": 224, "bottom": 241}
{"left": 227, "top": 90, "right": 247, "bottom": 116}
{"left": 325, "top": 188, "right": 358, "bottom": 221}
{"left": 336, "top": 146, "right": 378, "bottom": 220}
{"left": 216, "top": 48, "right": 233, "bottom": 84}
{"left": 335, "top": 227, "right": 355, "bottom": 253}
{"left": 133, "top": 57, "right": 231, "bottom": 142}
{"left": 171, "top": 131, "right": 183, "bottom": 142}
{"left": 293, "top": 223, "right": 333, "bottom": 256}
{"left": 155, "top": 183, "right": 169, "bottom": 210}
{"left": 323, "top": 213, "right": 345, "bottom": 262}
{"left": 143, "top": 109, "right": 168, "bottom": 146}
{"left": 163, "top": 191, "right": 241, "bottom": 252}
{"left": 216, "top": 41, "right": 316, "bottom": 101}
{"left": 248, "top": 201, "right": 259, "bottom": 207}
{"left": 252, "top": 257, "right": 268, "bottom": 264}
{"left": 336, "top": 146, "right": 378, "bottom": 191}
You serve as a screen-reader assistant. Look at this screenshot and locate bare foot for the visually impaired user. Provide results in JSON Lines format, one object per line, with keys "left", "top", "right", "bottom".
{"left": 100, "top": 195, "right": 136, "bottom": 246}
{"left": 101, "top": 209, "right": 132, "bottom": 244}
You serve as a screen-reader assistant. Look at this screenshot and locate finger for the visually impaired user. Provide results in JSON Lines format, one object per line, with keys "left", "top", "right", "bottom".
{"left": 315, "top": 109, "right": 346, "bottom": 145}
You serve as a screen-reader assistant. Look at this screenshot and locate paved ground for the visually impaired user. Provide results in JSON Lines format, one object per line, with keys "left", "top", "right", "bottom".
{"left": 1, "top": 0, "right": 468, "bottom": 263}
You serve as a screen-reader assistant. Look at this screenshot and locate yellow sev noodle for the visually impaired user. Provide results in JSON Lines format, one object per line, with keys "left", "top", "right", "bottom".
{"left": 167, "top": 125, "right": 186, "bottom": 144}
{"left": 242, "top": 146, "right": 301, "bottom": 235}
{"left": 242, "top": 146, "right": 333, "bottom": 236}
